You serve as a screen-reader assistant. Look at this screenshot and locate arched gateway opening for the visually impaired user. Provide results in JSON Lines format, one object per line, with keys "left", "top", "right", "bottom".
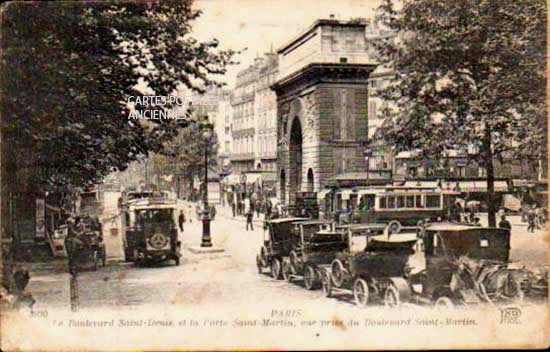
{"left": 289, "top": 117, "right": 303, "bottom": 203}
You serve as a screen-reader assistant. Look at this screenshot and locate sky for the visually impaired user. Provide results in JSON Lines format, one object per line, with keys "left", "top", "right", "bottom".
{"left": 191, "top": 0, "right": 383, "bottom": 88}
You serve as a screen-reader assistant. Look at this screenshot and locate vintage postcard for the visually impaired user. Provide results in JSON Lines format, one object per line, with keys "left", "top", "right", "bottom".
{"left": 1, "top": 0, "right": 548, "bottom": 350}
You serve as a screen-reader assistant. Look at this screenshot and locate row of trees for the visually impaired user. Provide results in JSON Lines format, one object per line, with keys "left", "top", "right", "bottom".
{"left": 1, "top": 0, "right": 235, "bottom": 202}
{"left": 373, "top": 0, "right": 547, "bottom": 226}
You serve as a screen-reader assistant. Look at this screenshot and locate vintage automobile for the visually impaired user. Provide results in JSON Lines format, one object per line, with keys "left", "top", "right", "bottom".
{"left": 256, "top": 217, "right": 309, "bottom": 279}
{"left": 280, "top": 220, "right": 346, "bottom": 290}
{"left": 322, "top": 222, "right": 536, "bottom": 308}
{"left": 319, "top": 224, "right": 417, "bottom": 307}
{"left": 121, "top": 195, "right": 181, "bottom": 265}
{"left": 130, "top": 200, "right": 181, "bottom": 266}
{"left": 402, "top": 223, "right": 540, "bottom": 307}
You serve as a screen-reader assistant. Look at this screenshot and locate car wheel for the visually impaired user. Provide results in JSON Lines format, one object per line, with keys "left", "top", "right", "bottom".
{"left": 384, "top": 284, "right": 401, "bottom": 308}
{"left": 304, "top": 265, "right": 317, "bottom": 290}
{"left": 434, "top": 296, "right": 454, "bottom": 309}
{"left": 321, "top": 271, "right": 332, "bottom": 298}
{"left": 175, "top": 256, "right": 180, "bottom": 266}
{"left": 271, "top": 258, "right": 282, "bottom": 280}
{"left": 331, "top": 259, "right": 345, "bottom": 288}
{"left": 282, "top": 260, "right": 292, "bottom": 282}
{"left": 353, "top": 278, "right": 369, "bottom": 307}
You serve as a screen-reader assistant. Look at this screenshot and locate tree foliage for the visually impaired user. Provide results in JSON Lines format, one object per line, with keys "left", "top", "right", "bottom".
{"left": 1, "top": 0, "right": 236, "bottom": 194}
{"left": 161, "top": 113, "right": 219, "bottom": 183}
{"left": 373, "top": 0, "right": 546, "bottom": 225}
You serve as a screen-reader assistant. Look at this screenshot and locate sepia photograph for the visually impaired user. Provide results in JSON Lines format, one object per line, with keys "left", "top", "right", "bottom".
{"left": 0, "top": 0, "right": 548, "bottom": 350}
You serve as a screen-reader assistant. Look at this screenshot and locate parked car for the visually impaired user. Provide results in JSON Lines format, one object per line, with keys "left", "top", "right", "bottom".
{"left": 404, "top": 223, "right": 536, "bottom": 307}
{"left": 319, "top": 225, "right": 417, "bottom": 307}
{"left": 280, "top": 220, "right": 345, "bottom": 290}
{"left": 321, "top": 222, "right": 536, "bottom": 308}
{"left": 256, "top": 217, "right": 309, "bottom": 279}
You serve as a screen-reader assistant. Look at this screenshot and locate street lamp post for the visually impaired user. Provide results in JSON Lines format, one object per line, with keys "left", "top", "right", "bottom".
{"left": 364, "top": 148, "right": 372, "bottom": 185}
{"left": 364, "top": 146, "right": 373, "bottom": 209}
{"left": 200, "top": 117, "right": 214, "bottom": 248}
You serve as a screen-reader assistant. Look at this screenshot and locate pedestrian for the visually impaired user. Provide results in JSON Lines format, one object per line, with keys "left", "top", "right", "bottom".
{"left": 265, "top": 199, "right": 272, "bottom": 219}
{"left": 276, "top": 203, "right": 283, "bottom": 217}
{"left": 527, "top": 207, "right": 536, "bottom": 233}
{"left": 245, "top": 198, "right": 254, "bottom": 231}
{"left": 498, "top": 215, "right": 512, "bottom": 231}
{"left": 178, "top": 210, "right": 186, "bottom": 232}
{"left": 64, "top": 218, "right": 83, "bottom": 276}
{"left": 535, "top": 206, "right": 543, "bottom": 229}
{"left": 256, "top": 198, "right": 261, "bottom": 218}
{"left": 210, "top": 205, "right": 216, "bottom": 220}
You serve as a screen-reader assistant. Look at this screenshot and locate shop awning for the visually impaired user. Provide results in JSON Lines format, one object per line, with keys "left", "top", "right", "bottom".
{"left": 245, "top": 173, "right": 262, "bottom": 184}
{"left": 402, "top": 180, "right": 439, "bottom": 188}
{"left": 458, "top": 180, "right": 508, "bottom": 192}
{"left": 221, "top": 174, "right": 242, "bottom": 185}
{"left": 512, "top": 179, "right": 536, "bottom": 187}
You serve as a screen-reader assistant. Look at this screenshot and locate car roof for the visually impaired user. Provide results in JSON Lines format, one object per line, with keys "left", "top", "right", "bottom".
{"left": 298, "top": 220, "right": 331, "bottom": 225}
{"left": 267, "top": 217, "right": 309, "bottom": 224}
{"left": 132, "top": 203, "right": 177, "bottom": 210}
{"left": 338, "top": 223, "right": 386, "bottom": 230}
{"left": 425, "top": 222, "right": 503, "bottom": 232}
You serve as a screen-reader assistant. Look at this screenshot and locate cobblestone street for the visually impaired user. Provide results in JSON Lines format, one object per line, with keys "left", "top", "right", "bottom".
{"left": 25, "top": 202, "right": 550, "bottom": 313}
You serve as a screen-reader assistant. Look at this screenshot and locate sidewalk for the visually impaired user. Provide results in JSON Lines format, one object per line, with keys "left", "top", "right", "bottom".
{"left": 179, "top": 200, "right": 266, "bottom": 225}
{"left": 215, "top": 204, "right": 266, "bottom": 225}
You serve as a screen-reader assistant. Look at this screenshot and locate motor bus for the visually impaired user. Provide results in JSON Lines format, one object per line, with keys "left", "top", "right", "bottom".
{"left": 327, "top": 186, "right": 460, "bottom": 233}
{"left": 119, "top": 191, "right": 179, "bottom": 263}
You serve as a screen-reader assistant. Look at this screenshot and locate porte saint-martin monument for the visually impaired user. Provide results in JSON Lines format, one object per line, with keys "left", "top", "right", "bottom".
{"left": 271, "top": 18, "right": 377, "bottom": 206}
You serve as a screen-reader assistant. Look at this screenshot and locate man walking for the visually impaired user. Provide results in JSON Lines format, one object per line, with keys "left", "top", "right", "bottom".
{"left": 245, "top": 197, "right": 254, "bottom": 231}
{"left": 178, "top": 210, "right": 186, "bottom": 232}
{"left": 498, "top": 215, "right": 512, "bottom": 231}
{"left": 65, "top": 217, "right": 83, "bottom": 276}
{"left": 527, "top": 206, "right": 536, "bottom": 233}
